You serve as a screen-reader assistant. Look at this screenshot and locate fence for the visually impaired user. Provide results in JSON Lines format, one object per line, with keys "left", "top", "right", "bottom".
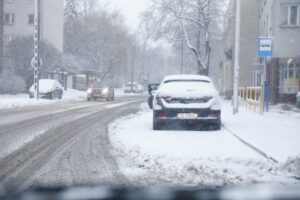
{"left": 238, "top": 87, "right": 264, "bottom": 114}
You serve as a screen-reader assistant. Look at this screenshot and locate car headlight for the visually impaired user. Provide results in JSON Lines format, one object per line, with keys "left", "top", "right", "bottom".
{"left": 87, "top": 88, "right": 92, "bottom": 94}
{"left": 102, "top": 88, "right": 108, "bottom": 94}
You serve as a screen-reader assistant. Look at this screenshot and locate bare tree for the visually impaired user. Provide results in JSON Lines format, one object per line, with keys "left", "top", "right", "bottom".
{"left": 137, "top": 11, "right": 154, "bottom": 81}
{"left": 64, "top": 4, "right": 133, "bottom": 84}
{"left": 148, "top": 0, "right": 222, "bottom": 75}
{"left": 5, "top": 36, "right": 62, "bottom": 89}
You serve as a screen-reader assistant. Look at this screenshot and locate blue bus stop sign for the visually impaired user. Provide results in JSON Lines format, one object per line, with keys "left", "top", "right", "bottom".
{"left": 258, "top": 37, "right": 273, "bottom": 57}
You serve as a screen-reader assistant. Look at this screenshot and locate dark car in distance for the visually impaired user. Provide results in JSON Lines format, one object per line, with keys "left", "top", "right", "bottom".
{"left": 87, "top": 82, "right": 114, "bottom": 101}
{"left": 147, "top": 83, "right": 160, "bottom": 109}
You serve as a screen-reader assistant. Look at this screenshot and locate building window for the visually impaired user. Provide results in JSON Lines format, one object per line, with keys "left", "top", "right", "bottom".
{"left": 4, "top": 34, "right": 14, "bottom": 45}
{"left": 290, "top": 5, "right": 298, "bottom": 25}
{"left": 28, "top": 14, "right": 34, "bottom": 25}
{"left": 297, "top": 63, "right": 300, "bottom": 78}
{"left": 4, "top": 13, "right": 15, "bottom": 25}
{"left": 279, "top": 59, "right": 300, "bottom": 93}
{"left": 280, "top": 4, "right": 299, "bottom": 26}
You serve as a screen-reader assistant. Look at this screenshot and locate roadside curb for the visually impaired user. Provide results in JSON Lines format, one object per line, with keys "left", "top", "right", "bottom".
{"left": 222, "top": 124, "right": 278, "bottom": 163}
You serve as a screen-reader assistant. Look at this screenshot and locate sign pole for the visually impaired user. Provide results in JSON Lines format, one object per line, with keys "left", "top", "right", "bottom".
{"left": 257, "top": 37, "right": 273, "bottom": 113}
{"left": 233, "top": 0, "right": 241, "bottom": 114}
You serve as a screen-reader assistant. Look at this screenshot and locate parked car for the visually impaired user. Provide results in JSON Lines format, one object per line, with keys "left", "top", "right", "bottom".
{"left": 124, "top": 82, "right": 143, "bottom": 93}
{"left": 147, "top": 83, "right": 160, "bottom": 109}
{"left": 29, "top": 79, "right": 63, "bottom": 99}
{"left": 152, "top": 75, "right": 221, "bottom": 130}
{"left": 87, "top": 82, "right": 114, "bottom": 101}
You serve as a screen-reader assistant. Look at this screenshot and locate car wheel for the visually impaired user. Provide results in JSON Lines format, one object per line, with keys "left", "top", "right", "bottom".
{"left": 153, "top": 112, "right": 162, "bottom": 130}
{"left": 59, "top": 92, "right": 63, "bottom": 99}
{"left": 111, "top": 95, "right": 114, "bottom": 101}
{"left": 51, "top": 92, "right": 55, "bottom": 99}
{"left": 106, "top": 97, "right": 110, "bottom": 101}
{"left": 214, "top": 116, "right": 221, "bottom": 130}
{"left": 87, "top": 97, "right": 91, "bottom": 101}
{"left": 148, "top": 97, "right": 153, "bottom": 109}
{"left": 93, "top": 97, "right": 97, "bottom": 101}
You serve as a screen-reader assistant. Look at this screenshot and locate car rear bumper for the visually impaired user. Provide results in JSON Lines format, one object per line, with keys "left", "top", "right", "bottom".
{"left": 87, "top": 93, "right": 109, "bottom": 98}
{"left": 154, "top": 108, "right": 220, "bottom": 121}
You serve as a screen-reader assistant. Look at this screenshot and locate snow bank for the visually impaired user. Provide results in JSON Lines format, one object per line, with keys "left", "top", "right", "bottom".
{"left": 114, "top": 88, "right": 146, "bottom": 96}
{"left": 109, "top": 103, "right": 299, "bottom": 187}
{"left": 0, "top": 89, "right": 86, "bottom": 109}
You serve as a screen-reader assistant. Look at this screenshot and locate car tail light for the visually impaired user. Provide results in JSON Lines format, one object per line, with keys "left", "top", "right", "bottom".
{"left": 156, "top": 93, "right": 171, "bottom": 101}
{"left": 158, "top": 113, "right": 168, "bottom": 119}
{"left": 208, "top": 113, "right": 217, "bottom": 118}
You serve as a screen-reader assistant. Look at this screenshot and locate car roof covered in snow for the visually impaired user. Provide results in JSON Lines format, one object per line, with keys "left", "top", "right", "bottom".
{"left": 162, "top": 75, "right": 211, "bottom": 83}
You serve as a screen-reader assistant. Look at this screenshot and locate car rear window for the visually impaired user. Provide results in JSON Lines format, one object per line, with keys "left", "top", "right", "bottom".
{"left": 93, "top": 82, "right": 105, "bottom": 88}
{"left": 163, "top": 80, "right": 210, "bottom": 84}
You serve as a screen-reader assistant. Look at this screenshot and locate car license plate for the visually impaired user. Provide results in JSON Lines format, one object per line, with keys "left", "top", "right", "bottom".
{"left": 177, "top": 113, "right": 198, "bottom": 119}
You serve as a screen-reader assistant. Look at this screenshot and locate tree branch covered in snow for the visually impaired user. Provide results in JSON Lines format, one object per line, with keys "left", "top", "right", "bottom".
{"left": 147, "top": 0, "right": 224, "bottom": 75}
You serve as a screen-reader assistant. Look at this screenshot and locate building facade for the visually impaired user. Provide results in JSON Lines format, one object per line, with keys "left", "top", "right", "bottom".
{"left": 0, "top": 0, "right": 3, "bottom": 73}
{"left": 259, "top": 0, "right": 300, "bottom": 103}
{"left": 3, "top": 0, "right": 63, "bottom": 52}
{"left": 220, "top": 0, "right": 260, "bottom": 98}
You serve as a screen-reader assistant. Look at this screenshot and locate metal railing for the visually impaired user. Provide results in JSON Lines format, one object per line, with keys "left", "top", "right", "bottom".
{"left": 238, "top": 87, "right": 263, "bottom": 114}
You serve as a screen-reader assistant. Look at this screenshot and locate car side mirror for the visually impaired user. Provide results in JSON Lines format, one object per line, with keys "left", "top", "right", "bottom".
{"left": 151, "top": 90, "right": 157, "bottom": 96}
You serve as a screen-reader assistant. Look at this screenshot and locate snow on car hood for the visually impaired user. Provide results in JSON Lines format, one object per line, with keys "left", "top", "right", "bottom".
{"left": 157, "top": 81, "right": 218, "bottom": 98}
{"left": 29, "top": 79, "right": 59, "bottom": 93}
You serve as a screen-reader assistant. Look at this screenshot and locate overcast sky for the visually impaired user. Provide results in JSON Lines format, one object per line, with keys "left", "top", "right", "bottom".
{"left": 102, "top": 0, "right": 151, "bottom": 31}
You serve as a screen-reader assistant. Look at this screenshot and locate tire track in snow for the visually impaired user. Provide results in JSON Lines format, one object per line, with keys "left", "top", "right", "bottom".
{"left": 0, "top": 98, "right": 145, "bottom": 192}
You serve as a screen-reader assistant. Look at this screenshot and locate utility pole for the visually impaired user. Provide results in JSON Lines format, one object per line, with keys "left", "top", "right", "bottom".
{"left": 181, "top": 36, "right": 184, "bottom": 74}
{"left": 233, "top": 0, "right": 241, "bottom": 114}
{"left": 33, "top": 0, "right": 40, "bottom": 100}
{"left": 130, "top": 46, "right": 135, "bottom": 92}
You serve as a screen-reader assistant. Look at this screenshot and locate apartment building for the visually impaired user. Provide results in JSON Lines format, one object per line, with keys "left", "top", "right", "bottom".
{"left": 220, "top": 0, "right": 260, "bottom": 98}
{"left": 3, "top": 0, "right": 63, "bottom": 52}
{"left": 259, "top": 0, "right": 300, "bottom": 103}
{"left": 0, "top": 0, "right": 3, "bottom": 72}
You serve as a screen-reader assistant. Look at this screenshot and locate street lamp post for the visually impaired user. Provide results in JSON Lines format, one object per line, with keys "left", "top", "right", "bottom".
{"left": 233, "top": 0, "right": 241, "bottom": 114}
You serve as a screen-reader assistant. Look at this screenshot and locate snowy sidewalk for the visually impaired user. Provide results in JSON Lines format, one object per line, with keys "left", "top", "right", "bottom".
{"left": 222, "top": 101, "right": 300, "bottom": 162}
{"left": 109, "top": 103, "right": 300, "bottom": 186}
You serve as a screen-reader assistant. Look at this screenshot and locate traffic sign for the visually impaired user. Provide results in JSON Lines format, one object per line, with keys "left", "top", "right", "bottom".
{"left": 258, "top": 37, "right": 273, "bottom": 57}
{"left": 31, "top": 57, "right": 43, "bottom": 69}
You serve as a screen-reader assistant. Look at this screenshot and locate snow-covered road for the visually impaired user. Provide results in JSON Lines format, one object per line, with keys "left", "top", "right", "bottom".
{"left": 0, "top": 96, "right": 299, "bottom": 192}
{"left": 109, "top": 103, "right": 300, "bottom": 187}
{"left": 0, "top": 95, "right": 146, "bottom": 192}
